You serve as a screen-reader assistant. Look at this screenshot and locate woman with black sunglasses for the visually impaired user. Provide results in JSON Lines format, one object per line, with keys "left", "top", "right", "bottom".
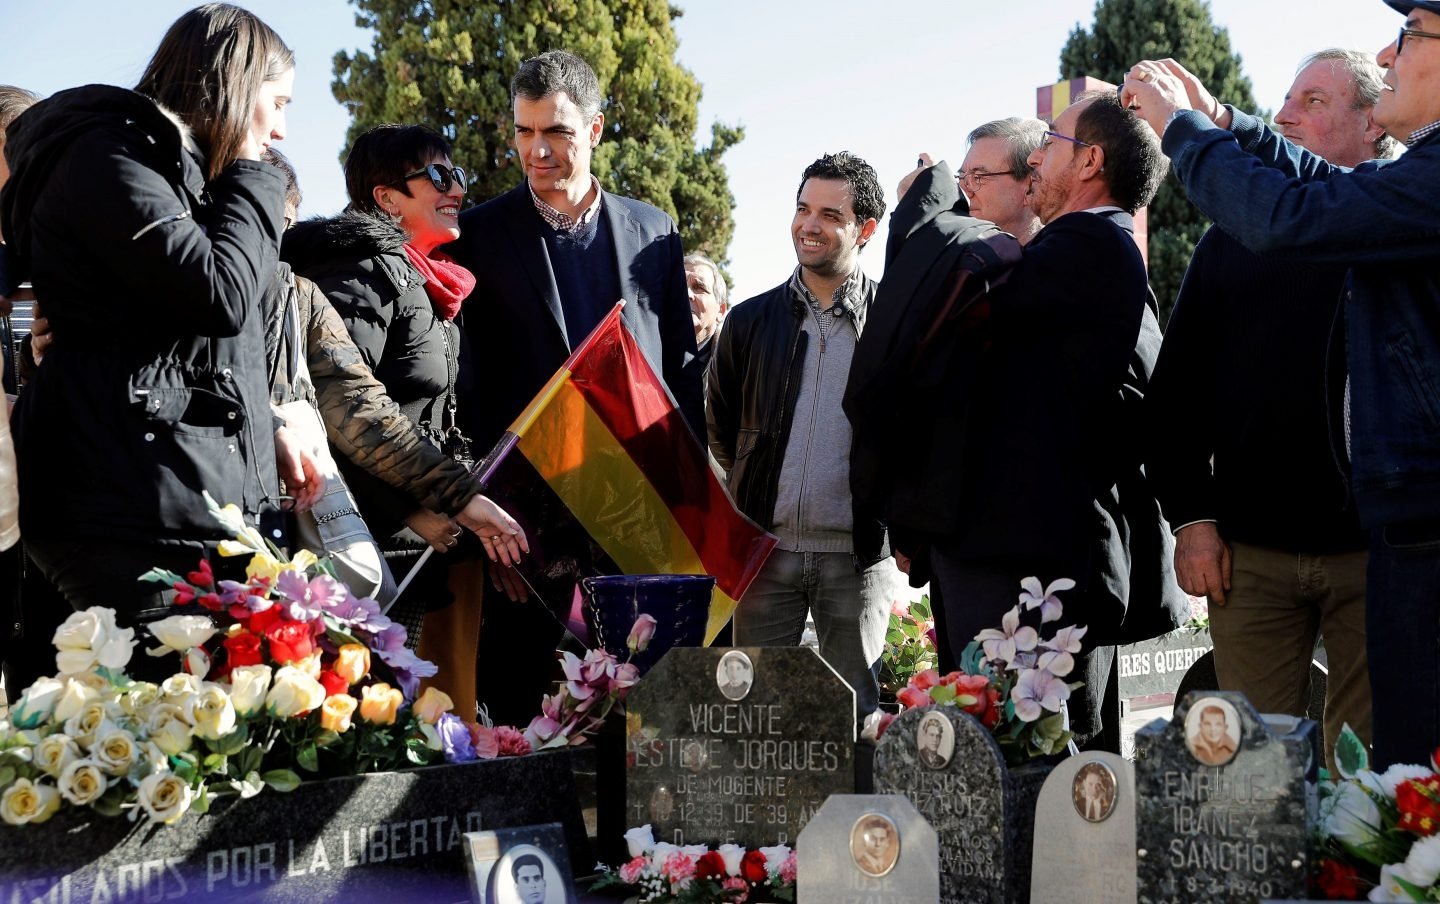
{"left": 282, "top": 124, "right": 515, "bottom": 657}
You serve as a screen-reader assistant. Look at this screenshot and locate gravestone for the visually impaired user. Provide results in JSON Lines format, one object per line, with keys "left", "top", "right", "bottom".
{"left": 873, "top": 706, "right": 1049, "bottom": 904}
{"left": 796, "top": 794, "right": 938, "bottom": 903}
{"left": 1031, "top": 751, "right": 1137, "bottom": 903}
{"left": 1134, "top": 691, "right": 1319, "bottom": 904}
{"left": 463, "top": 822, "right": 575, "bottom": 904}
{"left": 625, "top": 646, "right": 856, "bottom": 847}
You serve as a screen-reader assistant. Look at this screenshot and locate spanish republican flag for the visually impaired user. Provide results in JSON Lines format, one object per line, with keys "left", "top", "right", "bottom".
{"left": 475, "top": 301, "right": 776, "bottom": 643}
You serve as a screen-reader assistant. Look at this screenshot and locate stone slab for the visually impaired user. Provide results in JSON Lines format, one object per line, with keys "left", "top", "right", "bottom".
{"left": 1031, "top": 751, "right": 1137, "bottom": 903}
{"left": 796, "top": 794, "right": 938, "bottom": 904}
{"left": 464, "top": 822, "right": 575, "bottom": 904}
{"left": 1116, "top": 628, "right": 1213, "bottom": 699}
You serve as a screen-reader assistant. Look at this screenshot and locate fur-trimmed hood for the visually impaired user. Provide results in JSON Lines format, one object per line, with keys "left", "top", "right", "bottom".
{"left": 280, "top": 207, "right": 409, "bottom": 275}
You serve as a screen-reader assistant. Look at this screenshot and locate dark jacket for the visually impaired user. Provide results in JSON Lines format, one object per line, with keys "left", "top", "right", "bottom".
{"left": 1165, "top": 108, "right": 1440, "bottom": 530}
{"left": 261, "top": 265, "right": 482, "bottom": 518}
{"left": 448, "top": 183, "right": 701, "bottom": 451}
{"left": 282, "top": 210, "right": 462, "bottom": 544}
{"left": 1145, "top": 225, "right": 1364, "bottom": 553}
{"left": 705, "top": 274, "right": 887, "bottom": 567}
{"left": 0, "top": 85, "right": 284, "bottom": 545}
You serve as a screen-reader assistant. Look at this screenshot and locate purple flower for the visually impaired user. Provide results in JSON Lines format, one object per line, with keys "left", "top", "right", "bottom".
{"left": 437, "top": 712, "right": 476, "bottom": 763}
{"left": 218, "top": 580, "right": 272, "bottom": 613}
{"left": 627, "top": 614, "right": 658, "bottom": 653}
{"left": 1018, "top": 576, "right": 1075, "bottom": 624}
{"left": 327, "top": 594, "right": 392, "bottom": 636}
{"left": 974, "top": 606, "right": 1037, "bottom": 669}
{"left": 276, "top": 572, "right": 347, "bottom": 622}
{"left": 1011, "top": 667, "right": 1071, "bottom": 722}
{"left": 376, "top": 644, "right": 438, "bottom": 699}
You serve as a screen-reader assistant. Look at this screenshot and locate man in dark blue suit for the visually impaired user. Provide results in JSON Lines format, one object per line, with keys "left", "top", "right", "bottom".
{"left": 448, "top": 50, "right": 700, "bottom": 725}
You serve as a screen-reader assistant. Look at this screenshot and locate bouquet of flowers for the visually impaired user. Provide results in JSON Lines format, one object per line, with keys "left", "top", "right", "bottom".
{"left": 593, "top": 825, "right": 796, "bottom": 903}
{"left": 1314, "top": 727, "right": 1440, "bottom": 901}
{"left": 876, "top": 577, "right": 1085, "bottom": 765}
{"left": 878, "top": 595, "right": 938, "bottom": 699}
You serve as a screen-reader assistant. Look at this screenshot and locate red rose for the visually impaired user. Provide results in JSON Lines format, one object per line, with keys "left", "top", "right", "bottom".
{"left": 264, "top": 619, "right": 316, "bottom": 665}
{"left": 911, "top": 669, "right": 940, "bottom": 691}
{"left": 896, "top": 687, "right": 931, "bottom": 710}
{"left": 223, "top": 632, "right": 264, "bottom": 671}
{"left": 186, "top": 560, "right": 214, "bottom": 589}
{"left": 318, "top": 670, "right": 348, "bottom": 698}
{"left": 1397, "top": 776, "right": 1440, "bottom": 836}
{"left": 981, "top": 689, "right": 1003, "bottom": 728}
{"left": 1315, "top": 859, "right": 1363, "bottom": 900}
{"left": 247, "top": 606, "right": 283, "bottom": 634}
{"left": 740, "top": 850, "right": 767, "bottom": 883}
{"left": 696, "top": 851, "right": 726, "bottom": 880}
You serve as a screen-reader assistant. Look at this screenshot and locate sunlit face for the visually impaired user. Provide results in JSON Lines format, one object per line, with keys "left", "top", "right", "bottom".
{"left": 960, "top": 136, "right": 1035, "bottom": 236}
{"left": 513, "top": 91, "right": 603, "bottom": 202}
{"left": 791, "top": 177, "right": 876, "bottom": 281}
{"left": 1375, "top": 10, "right": 1440, "bottom": 141}
{"left": 1200, "top": 710, "right": 1227, "bottom": 744}
{"left": 1026, "top": 100, "right": 1095, "bottom": 225}
{"left": 1274, "top": 60, "right": 1379, "bottom": 168}
{"left": 686, "top": 262, "right": 724, "bottom": 345}
{"left": 516, "top": 864, "right": 545, "bottom": 904}
{"left": 382, "top": 153, "right": 464, "bottom": 254}
{"left": 249, "top": 66, "right": 294, "bottom": 155}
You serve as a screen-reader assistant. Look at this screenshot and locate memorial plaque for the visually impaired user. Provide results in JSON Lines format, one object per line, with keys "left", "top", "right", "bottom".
{"left": 1135, "top": 691, "right": 1318, "bottom": 904}
{"left": 464, "top": 822, "right": 575, "bottom": 904}
{"left": 873, "top": 706, "right": 1048, "bottom": 904}
{"left": 626, "top": 646, "right": 856, "bottom": 847}
{"left": 1031, "top": 752, "right": 1137, "bottom": 903}
{"left": 796, "top": 794, "right": 938, "bottom": 903}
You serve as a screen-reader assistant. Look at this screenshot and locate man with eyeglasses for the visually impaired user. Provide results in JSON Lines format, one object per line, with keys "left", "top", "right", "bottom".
{"left": 1144, "top": 50, "right": 1394, "bottom": 774}
{"left": 446, "top": 50, "right": 701, "bottom": 726}
{"left": 1122, "top": 0, "right": 1440, "bottom": 770}
{"left": 898, "top": 118, "right": 1045, "bottom": 246}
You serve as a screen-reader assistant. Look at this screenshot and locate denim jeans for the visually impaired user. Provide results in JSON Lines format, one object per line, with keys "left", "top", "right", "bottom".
{"left": 732, "top": 549, "right": 894, "bottom": 718}
{"left": 1368, "top": 523, "right": 1440, "bottom": 769}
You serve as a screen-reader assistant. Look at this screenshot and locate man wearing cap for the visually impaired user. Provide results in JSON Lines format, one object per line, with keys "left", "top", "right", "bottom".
{"left": 1122, "top": 1, "right": 1440, "bottom": 768}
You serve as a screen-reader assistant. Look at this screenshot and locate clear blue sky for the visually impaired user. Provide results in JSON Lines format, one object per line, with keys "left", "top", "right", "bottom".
{"left": 5, "top": 1, "right": 1399, "bottom": 302}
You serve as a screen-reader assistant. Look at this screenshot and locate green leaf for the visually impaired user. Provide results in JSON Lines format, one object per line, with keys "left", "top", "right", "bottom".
{"left": 912, "top": 597, "right": 931, "bottom": 619}
{"left": 234, "top": 772, "right": 265, "bottom": 799}
{"left": 296, "top": 744, "right": 319, "bottom": 773}
{"left": 313, "top": 729, "right": 342, "bottom": 749}
{"left": 211, "top": 729, "right": 249, "bottom": 757}
{"left": 261, "top": 769, "right": 302, "bottom": 793}
{"left": 0, "top": 766, "right": 15, "bottom": 786}
{"left": 1334, "top": 723, "right": 1369, "bottom": 780}
{"left": 202, "top": 753, "right": 228, "bottom": 774}
{"left": 885, "top": 629, "right": 905, "bottom": 645}
{"left": 192, "top": 785, "right": 211, "bottom": 815}
{"left": 92, "top": 787, "right": 127, "bottom": 817}
{"left": 930, "top": 684, "right": 957, "bottom": 705}
{"left": 139, "top": 567, "right": 185, "bottom": 586}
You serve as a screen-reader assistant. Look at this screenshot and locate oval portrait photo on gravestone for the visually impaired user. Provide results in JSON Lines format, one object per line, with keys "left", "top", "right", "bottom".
{"left": 1071, "top": 761, "right": 1118, "bottom": 823}
{"left": 850, "top": 812, "right": 901, "bottom": 878}
{"left": 1184, "top": 695, "right": 1242, "bottom": 767}
{"left": 915, "top": 710, "right": 954, "bottom": 770}
{"left": 488, "top": 844, "right": 571, "bottom": 904}
{"left": 716, "top": 650, "right": 754, "bottom": 701}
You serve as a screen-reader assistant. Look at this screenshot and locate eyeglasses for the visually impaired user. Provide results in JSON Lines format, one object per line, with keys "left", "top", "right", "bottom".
{"left": 397, "top": 163, "right": 468, "bottom": 194}
{"left": 1042, "top": 130, "right": 1093, "bottom": 150}
{"left": 1398, "top": 26, "right": 1440, "bottom": 54}
{"left": 956, "top": 169, "right": 1021, "bottom": 188}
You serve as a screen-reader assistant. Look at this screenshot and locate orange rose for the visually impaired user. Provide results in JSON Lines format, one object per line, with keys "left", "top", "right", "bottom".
{"left": 319, "top": 694, "right": 358, "bottom": 734}
{"left": 333, "top": 644, "right": 370, "bottom": 685}
{"left": 358, "top": 683, "right": 403, "bottom": 726}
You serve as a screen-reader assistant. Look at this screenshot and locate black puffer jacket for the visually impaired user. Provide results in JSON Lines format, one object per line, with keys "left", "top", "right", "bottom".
{"left": 0, "top": 85, "right": 285, "bottom": 545}
{"left": 281, "top": 210, "right": 464, "bottom": 545}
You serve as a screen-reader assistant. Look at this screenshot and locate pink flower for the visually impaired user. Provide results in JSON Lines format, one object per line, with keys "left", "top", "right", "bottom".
{"left": 618, "top": 856, "right": 647, "bottom": 884}
{"left": 873, "top": 710, "right": 897, "bottom": 738}
{"left": 721, "top": 876, "right": 749, "bottom": 901}
{"left": 890, "top": 600, "right": 910, "bottom": 619}
{"left": 779, "top": 850, "right": 798, "bottom": 884}
{"left": 974, "top": 606, "right": 1038, "bottom": 668}
{"left": 627, "top": 614, "right": 658, "bottom": 653}
{"left": 1018, "top": 576, "right": 1074, "bottom": 624}
{"left": 1011, "top": 668, "right": 1070, "bottom": 722}
{"left": 896, "top": 686, "right": 931, "bottom": 709}
{"left": 494, "top": 725, "right": 532, "bottom": 756}
{"left": 610, "top": 662, "right": 640, "bottom": 695}
{"left": 911, "top": 669, "right": 940, "bottom": 691}
{"left": 470, "top": 724, "right": 501, "bottom": 759}
{"left": 662, "top": 851, "right": 696, "bottom": 889}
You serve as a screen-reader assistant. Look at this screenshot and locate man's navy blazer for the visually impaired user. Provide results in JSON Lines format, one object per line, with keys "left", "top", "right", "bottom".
{"left": 448, "top": 182, "right": 701, "bottom": 450}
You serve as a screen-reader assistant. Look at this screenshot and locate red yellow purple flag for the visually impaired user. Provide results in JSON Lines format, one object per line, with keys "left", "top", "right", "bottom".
{"left": 473, "top": 301, "right": 776, "bottom": 643}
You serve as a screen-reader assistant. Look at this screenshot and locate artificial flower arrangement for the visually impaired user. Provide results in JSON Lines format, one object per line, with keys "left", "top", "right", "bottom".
{"left": 1314, "top": 727, "right": 1440, "bottom": 901}
{"left": 592, "top": 824, "right": 797, "bottom": 903}
{"left": 0, "top": 495, "right": 647, "bottom": 827}
{"left": 877, "top": 595, "right": 938, "bottom": 700}
{"left": 875, "top": 577, "right": 1085, "bottom": 765}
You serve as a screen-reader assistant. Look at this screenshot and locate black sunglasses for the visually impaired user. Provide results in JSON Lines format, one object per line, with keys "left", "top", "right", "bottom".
{"left": 397, "top": 163, "right": 468, "bottom": 194}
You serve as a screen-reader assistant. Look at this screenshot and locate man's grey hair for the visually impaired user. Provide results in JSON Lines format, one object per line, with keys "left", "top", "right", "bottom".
{"left": 512, "top": 50, "right": 603, "bottom": 120}
{"left": 1299, "top": 48, "right": 1399, "bottom": 159}
{"left": 683, "top": 253, "right": 728, "bottom": 308}
{"left": 966, "top": 117, "right": 1048, "bottom": 178}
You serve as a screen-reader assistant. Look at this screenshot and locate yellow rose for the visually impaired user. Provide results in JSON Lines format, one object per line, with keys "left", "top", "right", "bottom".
{"left": 333, "top": 645, "right": 371, "bottom": 686}
{"left": 34, "top": 734, "right": 80, "bottom": 778}
{"left": 413, "top": 686, "right": 453, "bottom": 725}
{"left": 93, "top": 728, "right": 139, "bottom": 776}
{"left": 294, "top": 651, "right": 323, "bottom": 680}
{"left": 137, "top": 772, "right": 192, "bottom": 825}
{"left": 358, "top": 683, "right": 403, "bottom": 726}
{"left": 119, "top": 683, "right": 160, "bottom": 718}
{"left": 1, "top": 778, "right": 61, "bottom": 825}
{"left": 51, "top": 678, "right": 100, "bottom": 723}
{"left": 145, "top": 704, "right": 194, "bottom": 757}
{"left": 244, "top": 552, "right": 284, "bottom": 584}
{"left": 186, "top": 683, "right": 237, "bottom": 741}
{"left": 160, "top": 673, "right": 202, "bottom": 702}
{"left": 319, "top": 694, "right": 358, "bottom": 734}
{"left": 58, "top": 760, "right": 108, "bottom": 806}
{"left": 265, "top": 666, "right": 326, "bottom": 718}
{"left": 228, "top": 665, "right": 272, "bottom": 718}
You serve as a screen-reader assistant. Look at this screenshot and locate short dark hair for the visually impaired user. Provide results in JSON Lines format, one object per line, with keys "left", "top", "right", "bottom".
{"left": 1071, "top": 91, "right": 1168, "bottom": 214}
{"left": 261, "top": 148, "right": 302, "bottom": 211}
{"left": 511, "top": 853, "right": 544, "bottom": 882}
{"left": 797, "top": 151, "right": 887, "bottom": 230}
{"left": 512, "top": 50, "right": 603, "bottom": 120}
{"left": 343, "top": 124, "right": 452, "bottom": 214}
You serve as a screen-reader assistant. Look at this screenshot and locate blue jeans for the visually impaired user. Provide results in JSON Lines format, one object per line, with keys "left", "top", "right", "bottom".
{"left": 732, "top": 549, "right": 893, "bottom": 718}
{"left": 1368, "top": 523, "right": 1440, "bottom": 769}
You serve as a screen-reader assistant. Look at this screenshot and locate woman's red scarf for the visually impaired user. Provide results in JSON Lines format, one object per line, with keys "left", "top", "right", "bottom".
{"left": 402, "top": 244, "right": 476, "bottom": 321}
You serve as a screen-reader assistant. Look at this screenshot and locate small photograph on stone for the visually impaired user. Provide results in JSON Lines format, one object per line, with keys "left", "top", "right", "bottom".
{"left": 1184, "top": 695, "right": 1241, "bottom": 766}
{"left": 850, "top": 812, "right": 900, "bottom": 878}
{"left": 716, "top": 649, "right": 754, "bottom": 700}
{"left": 915, "top": 709, "right": 955, "bottom": 770}
{"left": 488, "top": 845, "right": 568, "bottom": 904}
{"left": 1071, "top": 760, "right": 1118, "bottom": 823}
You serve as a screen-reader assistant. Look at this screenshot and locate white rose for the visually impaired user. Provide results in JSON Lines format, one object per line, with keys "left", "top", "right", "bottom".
{"left": 93, "top": 728, "right": 139, "bottom": 776}
{"left": 63, "top": 700, "right": 115, "bottom": 748}
{"left": 0, "top": 778, "right": 61, "bottom": 825}
{"left": 186, "top": 683, "right": 237, "bottom": 741}
{"left": 759, "top": 845, "right": 792, "bottom": 877}
{"left": 624, "top": 824, "right": 656, "bottom": 859}
{"left": 58, "top": 759, "right": 108, "bottom": 806}
{"left": 52, "top": 678, "right": 100, "bottom": 723}
{"left": 680, "top": 844, "right": 707, "bottom": 859}
{"left": 145, "top": 615, "right": 218, "bottom": 656}
{"left": 717, "top": 843, "right": 744, "bottom": 877}
{"left": 1323, "top": 779, "right": 1383, "bottom": 848}
{"left": 264, "top": 666, "right": 326, "bottom": 718}
{"left": 33, "top": 733, "right": 81, "bottom": 778}
{"left": 137, "top": 772, "right": 192, "bottom": 825}
{"left": 67, "top": 670, "right": 111, "bottom": 693}
{"left": 1404, "top": 834, "right": 1440, "bottom": 887}
{"left": 649, "top": 842, "right": 678, "bottom": 870}
{"left": 160, "top": 673, "right": 202, "bottom": 702}
{"left": 119, "top": 683, "right": 161, "bottom": 718}
{"left": 145, "top": 704, "right": 194, "bottom": 757}
{"left": 53, "top": 607, "right": 134, "bottom": 675}
{"left": 228, "top": 665, "right": 273, "bottom": 718}
{"left": 1381, "top": 763, "right": 1435, "bottom": 798}
{"left": 1371, "top": 863, "right": 1419, "bottom": 902}
{"left": 9, "top": 677, "right": 65, "bottom": 728}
